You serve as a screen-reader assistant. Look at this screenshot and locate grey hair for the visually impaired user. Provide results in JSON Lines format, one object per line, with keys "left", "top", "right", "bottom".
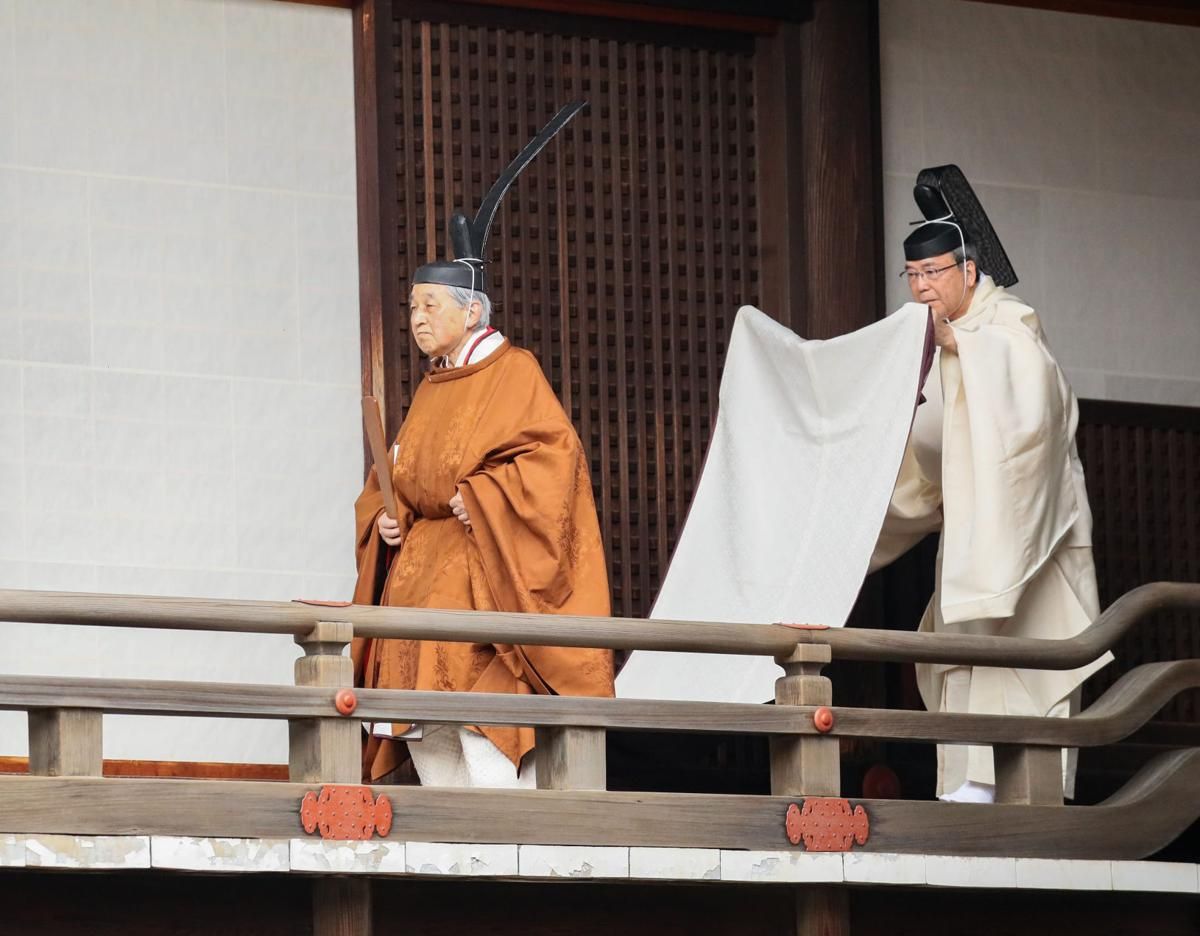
{"left": 952, "top": 242, "right": 980, "bottom": 267}
{"left": 445, "top": 285, "right": 492, "bottom": 330}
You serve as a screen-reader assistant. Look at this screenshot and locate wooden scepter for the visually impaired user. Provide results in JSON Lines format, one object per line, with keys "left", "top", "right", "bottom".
{"left": 361, "top": 396, "right": 400, "bottom": 520}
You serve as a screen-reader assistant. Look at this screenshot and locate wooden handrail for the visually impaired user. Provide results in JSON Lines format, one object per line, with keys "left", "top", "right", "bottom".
{"left": 1, "top": 581, "right": 1197, "bottom": 669}
{"left": 815, "top": 581, "right": 1200, "bottom": 668}
{"left": 2, "top": 658, "right": 1197, "bottom": 747}
{"left": 0, "top": 590, "right": 798, "bottom": 653}
{"left": 2, "top": 584, "right": 1197, "bottom": 863}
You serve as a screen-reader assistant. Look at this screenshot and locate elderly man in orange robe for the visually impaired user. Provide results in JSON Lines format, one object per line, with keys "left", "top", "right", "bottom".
{"left": 351, "top": 105, "right": 614, "bottom": 788}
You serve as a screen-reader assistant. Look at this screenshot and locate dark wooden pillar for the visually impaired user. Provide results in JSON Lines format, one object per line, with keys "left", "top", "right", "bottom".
{"left": 354, "top": 0, "right": 402, "bottom": 450}
{"left": 345, "top": 15, "right": 403, "bottom": 928}
{"left": 795, "top": 886, "right": 850, "bottom": 936}
{"left": 758, "top": 2, "right": 889, "bottom": 781}
{"left": 313, "top": 879, "right": 372, "bottom": 936}
{"left": 796, "top": 0, "right": 883, "bottom": 338}
{"left": 756, "top": 0, "right": 883, "bottom": 339}
{"left": 754, "top": 21, "right": 807, "bottom": 333}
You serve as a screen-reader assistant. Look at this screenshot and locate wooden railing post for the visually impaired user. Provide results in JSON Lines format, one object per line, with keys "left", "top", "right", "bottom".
{"left": 535, "top": 727, "right": 606, "bottom": 791}
{"left": 290, "top": 621, "right": 358, "bottom": 785}
{"left": 28, "top": 709, "right": 102, "bottom": 777}
{"left": 293, "top": 620, "right": 370, "bottom": 936}
{"left": 771, "top": 643, "right": 839, "bottom": 797}
{"left": 994, "top": 744, "right": 1064, "bottom": 806}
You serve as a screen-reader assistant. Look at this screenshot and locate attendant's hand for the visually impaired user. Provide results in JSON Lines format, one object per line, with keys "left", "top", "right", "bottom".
{"left": 449, "top": 490, "right": 471, "bottom": 530}
{"left": 932, "top": 310, "right": 958, "bottom": 354}
{"left": 377, "top": 512, "right": 403, "bottom": 546}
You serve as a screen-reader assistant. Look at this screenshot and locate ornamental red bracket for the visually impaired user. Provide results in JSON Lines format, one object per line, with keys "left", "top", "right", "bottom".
{"left": 300, "top": 786, "right": 393, "bottom": 840}
{"left": 785, "top": 799, "right": 869, "bottom": 852}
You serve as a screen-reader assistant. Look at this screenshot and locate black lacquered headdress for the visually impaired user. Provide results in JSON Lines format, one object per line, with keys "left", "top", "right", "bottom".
{"left": 412, "top": 101, "right": 587, "bottom": 294}
{"left": 903, "top": 164, "right": 1017, "bottom": 287}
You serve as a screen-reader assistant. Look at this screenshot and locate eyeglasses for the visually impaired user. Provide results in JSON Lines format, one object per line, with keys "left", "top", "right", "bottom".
{"left": 899, "top": 261, "right": 962, "bottom": 284}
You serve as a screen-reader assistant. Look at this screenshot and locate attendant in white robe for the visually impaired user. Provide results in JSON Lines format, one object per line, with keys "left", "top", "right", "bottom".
{"left": 872, "top": 166, "right": 1112, "bottom": 803}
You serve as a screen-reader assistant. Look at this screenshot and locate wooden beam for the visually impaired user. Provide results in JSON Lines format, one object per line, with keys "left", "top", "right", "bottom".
{"left": 1, "top": 658, "right": 1198, "bottom": 747}
{"left": 28, "top": 709, "right": 102, "bottom": 778}
{"left": 535, "top": 727, "right": 607, "bottom": 791}
{"left": 458, "top": 0, "right": 783, "bottom": 35}
{"left": 971, "top": 0, "right": 1200, "bottom": 29}
{"left": 0, "top": 748, "right": 1195, "bottom": 857}
{"left": 274, "top": 0, "right": 353, "bottom": 8}
{"left": 338, "top": 0, "right": 811, "bottom": 22}
{"left": 1079, "top": 398, "right": 1200, "bottom": 432}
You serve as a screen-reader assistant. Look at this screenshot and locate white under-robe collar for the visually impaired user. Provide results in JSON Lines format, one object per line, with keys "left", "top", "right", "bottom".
{"left": 435, "top": 329, "right": 505, "bottom": 369}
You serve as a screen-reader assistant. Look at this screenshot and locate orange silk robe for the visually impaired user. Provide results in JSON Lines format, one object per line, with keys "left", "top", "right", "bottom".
{"left": 351, "top": 340, "right": 615, "bottom": 780}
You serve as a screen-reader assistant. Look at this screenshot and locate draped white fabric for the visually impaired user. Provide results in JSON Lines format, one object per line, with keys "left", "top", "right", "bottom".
{"left": 617, "top": 303, "right": 931, "bottom": 703}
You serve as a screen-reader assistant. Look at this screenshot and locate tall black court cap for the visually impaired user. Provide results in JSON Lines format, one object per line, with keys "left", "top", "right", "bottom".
{"left": 412, "top": 101, "right": 588, "bottom": 295}
{"left": 902, "top": 164, "right": 1017, "bottom": 287}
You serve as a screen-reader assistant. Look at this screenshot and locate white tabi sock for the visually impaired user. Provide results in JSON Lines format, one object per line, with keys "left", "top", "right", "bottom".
{"left": 938, "top": 780, "right": 995, "bottom": 804}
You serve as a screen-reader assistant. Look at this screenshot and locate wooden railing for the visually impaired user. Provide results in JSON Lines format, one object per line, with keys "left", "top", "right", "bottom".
{"left": 0, "top": 583, "right": 1198, "bottom": 861}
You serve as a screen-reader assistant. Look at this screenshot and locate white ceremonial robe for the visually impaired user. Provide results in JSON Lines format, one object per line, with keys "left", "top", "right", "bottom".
{"left": 870, "top": 275, "right": 1113, "bottom": 798}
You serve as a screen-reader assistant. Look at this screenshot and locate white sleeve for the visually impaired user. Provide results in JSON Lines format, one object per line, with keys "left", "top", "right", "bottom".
{"left": 937, "top": 323, "right": 1079, "bottom": 624}
{"left": 869, "top": 442, "right": 943, "bottom": 573}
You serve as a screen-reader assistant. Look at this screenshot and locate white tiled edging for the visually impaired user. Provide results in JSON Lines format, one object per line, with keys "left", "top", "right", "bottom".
{"left": 0, "top": 835, "right": 1196, "bottom": 894}
{"left": 25, "top": 835, "right": 151, "bottom": 870}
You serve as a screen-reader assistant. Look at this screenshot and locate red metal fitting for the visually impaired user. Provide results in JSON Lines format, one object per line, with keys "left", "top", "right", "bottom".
{"left": 300, "top": 785, "right": 392, "bottom": 840}
{"left": 785, "top": 799, "right": 870, "bottom": 852}
{"left": 813, "top": 706, "right": 835, "bottom": 733}
{"left": 335, "top": 689, "right": 358, "bottom": 716}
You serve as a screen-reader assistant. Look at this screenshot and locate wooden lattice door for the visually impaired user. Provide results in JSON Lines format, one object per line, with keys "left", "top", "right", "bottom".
{"left": 377, "top": 7, "right": 761, "bottom": 617}
{"left": 1076, "top": 401, "right": 1200, "bottom": 726}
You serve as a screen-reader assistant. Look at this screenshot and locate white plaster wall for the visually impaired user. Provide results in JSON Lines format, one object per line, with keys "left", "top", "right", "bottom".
{"left": 879, "top": 0, "right": 1200, "bottom": 405}
{"left": 0, "top": 0, "right": 362, "bottom": 762}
